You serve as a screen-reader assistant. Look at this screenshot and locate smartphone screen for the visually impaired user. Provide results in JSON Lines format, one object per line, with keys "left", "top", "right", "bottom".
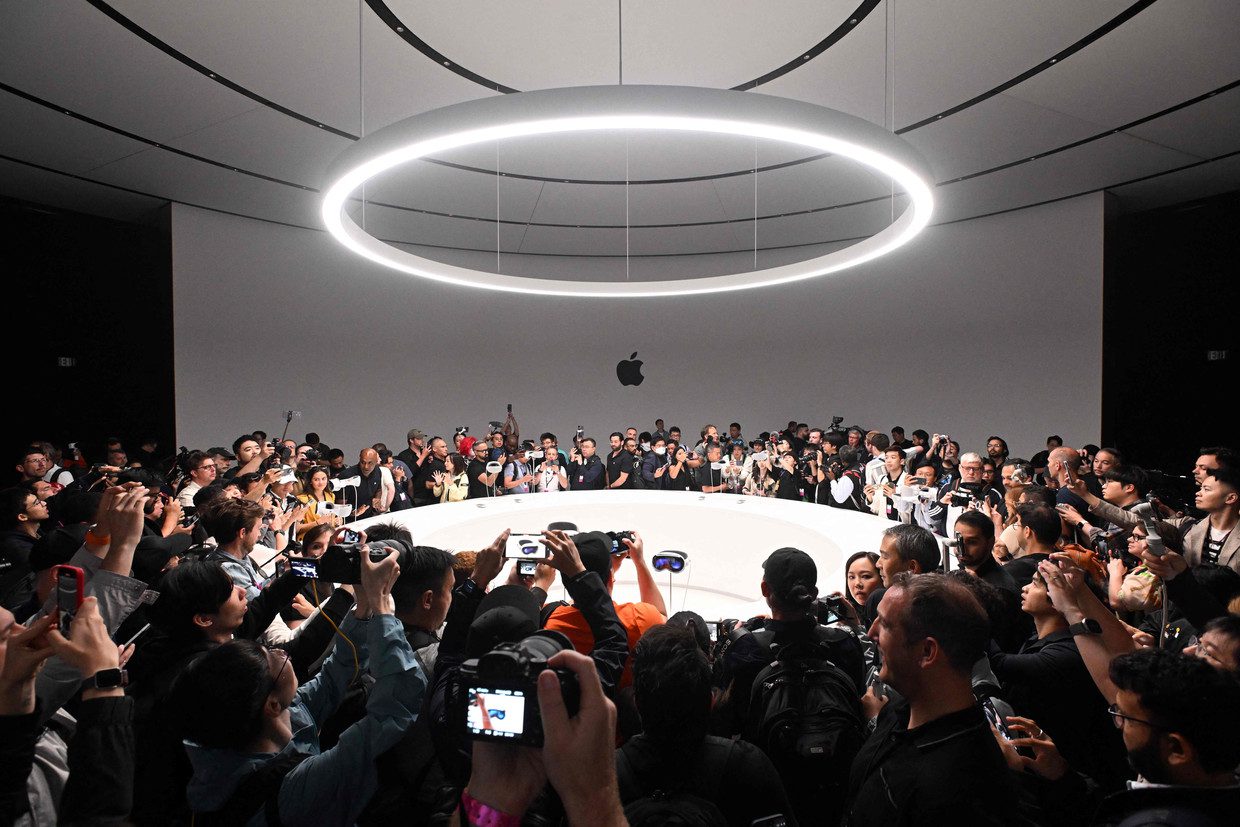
{"left": 505, "top": 534, "right": 548, "bottom": 559}
{"left": 517, "top": 560, "right": 538, "bottom": 576}
{"left": 466, "top": 687, "right": 526, "bottom": 738}
{"left": 341, "top": 529, "right": 361, "bottom": 544}
{"left": 981, "top": 698, "right": 1011, "bottom": 739}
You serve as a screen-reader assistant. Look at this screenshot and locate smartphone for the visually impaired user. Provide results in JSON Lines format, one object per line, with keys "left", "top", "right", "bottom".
{"left": 340, "top": 529, "right": 361, "bottom": 544}
{"left": 1062, "top": 461, "right": 1076, "bottom": 485}
{"left": 505, "top": 533, "right": 548, "bottom": 559}
{"left": 517, "top": 560, "right": 538, "bottom": 576}
{"left": 507, "top": 403, "right": 512, "bottom": 413}
{"left": 981, "top": 698, "right": 1012, "bottom": 739}
{"left": 55, "top": 565, "right": 86, "bottom": 636}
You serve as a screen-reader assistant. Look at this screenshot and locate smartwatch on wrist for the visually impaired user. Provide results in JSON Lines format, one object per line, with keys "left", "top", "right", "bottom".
{"left": 1069, "top": 618, "right": 1103, "bottom": 637}
{"left": 88, "top": 668, "right": 128, "bottom": 690}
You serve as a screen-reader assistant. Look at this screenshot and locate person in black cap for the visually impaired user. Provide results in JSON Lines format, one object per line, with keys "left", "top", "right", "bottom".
{"left": 713, "top": 547, "right": 865, "bottom": 735}
{"left": 543, "top": 530, "right": 667, "bottom": 689}
{"left": 408, "top": 529, "right": 626, "bottom": 794}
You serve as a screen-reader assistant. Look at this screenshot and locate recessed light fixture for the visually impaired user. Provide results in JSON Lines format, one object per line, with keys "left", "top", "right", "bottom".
{"left": 321, "top": 85, "right": 935, "bottom": 297}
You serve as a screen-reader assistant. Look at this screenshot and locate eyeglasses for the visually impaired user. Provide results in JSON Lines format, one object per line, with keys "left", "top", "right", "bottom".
{"left": 1107, "top": 704, "right": 1161, "bottom": 730}
{"left": 268, "top": 646, "right": 291, "bottom": 685}
{"left": 198, "top": 462, "right": 216, "bottom": 471}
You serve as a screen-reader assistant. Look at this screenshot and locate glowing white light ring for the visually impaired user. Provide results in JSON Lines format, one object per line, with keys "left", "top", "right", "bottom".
{"left": 321, "top": 85, "right": 934, "bottom": 297}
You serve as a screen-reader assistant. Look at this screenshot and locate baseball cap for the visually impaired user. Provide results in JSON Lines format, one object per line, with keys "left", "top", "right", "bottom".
{"left": 407, "top": 428, "right": 426, "bottom": 441}
{"left": 571, "top": 531, "right": 613, "bottom": 581}
{"left": 466, "top": 585, "right": 541, "bottom": 657}
{"left": 762, "top": 547, "right": 818, "bottom": 602}
{"left": 207, "top": 447, "right": 235, "bottom": 460}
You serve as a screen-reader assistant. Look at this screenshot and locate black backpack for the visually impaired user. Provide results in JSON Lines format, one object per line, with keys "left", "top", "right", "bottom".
{"left": 193, "top": 751, "right": 309, "bottom": 826}
{"left": 741, "top": 629, "right": 864, "bottom": 824}
{"left": 616, "top": 739, "right": 732, "bottom": 827}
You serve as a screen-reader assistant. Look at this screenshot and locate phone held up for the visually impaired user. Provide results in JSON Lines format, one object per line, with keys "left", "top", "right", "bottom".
{"left": 55, "top": 564, "right": 86, "bottom": 635}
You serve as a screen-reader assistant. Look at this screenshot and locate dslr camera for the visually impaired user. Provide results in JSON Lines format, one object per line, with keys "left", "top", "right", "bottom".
{"left": 605, "top": 530, "right": 635, "bottom": 555}
{"left": 458, "top": 630, "right": 580, "bottom": 746}
{"left": 288, "top": 538, "right": 407, "bottom": 584}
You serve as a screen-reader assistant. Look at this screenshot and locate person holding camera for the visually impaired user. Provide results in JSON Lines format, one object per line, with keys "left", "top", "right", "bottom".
{"left": 226, "top": 435, "right": 275, "bottom": 480}
{"left": 535, "top": 448, "right": 568, "bottom": 493}
{"left": 466, "top": 440, "right": 500, "bottom": 499}
{"left": 174, "top": 545, "right": 425, "bottom": 825}
{"left": 175, "top": 450, "right": 217, "bottom": 508}
{"left": 771, "top": 452, "right": 803, "bottom": 500}
{"left": 568, "top": 437, "right": 606, "bottom": 491}
{"left": 457, "top": 649, "right": 628, "bottom": 827}
{"left": 503, "top": 445, "right": 535, "bottom": 495}
{"left": 544, "top": 531, "right": 665, "bottom": 690}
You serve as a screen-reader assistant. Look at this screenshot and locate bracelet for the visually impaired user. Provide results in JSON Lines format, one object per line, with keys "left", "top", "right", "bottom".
{"left": 85, "top": 529, "right": 111, "bottom": 546}
{"left": 461, "top": 789, "right": 521, "bottom": 827}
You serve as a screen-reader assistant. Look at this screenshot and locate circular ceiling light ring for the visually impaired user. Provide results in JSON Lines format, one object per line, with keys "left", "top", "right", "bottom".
{"left": 321, "top": 85, "right": 934, "bottom": 297}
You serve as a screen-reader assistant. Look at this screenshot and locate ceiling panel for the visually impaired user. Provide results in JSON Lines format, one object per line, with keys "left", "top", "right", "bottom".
{"left": 0, "top": 0, "right": 259, "bottom": 142}
{"left": 0, "top": 94, "right": 150, "bottom": 174}
{"left": 168, "top": 107, "right": 352, "bottom": 188}
{"left": 1004, "top": 0, "right": 1240, "bottom": 131}
{"left": 891, "top": 0, "right": 1133, "bottom": 128}
{"left": 0, "top": 157, "right": 165, "bottom": 224}
{"left": 0, "top": 0, "right": 1237, "bottom": 263}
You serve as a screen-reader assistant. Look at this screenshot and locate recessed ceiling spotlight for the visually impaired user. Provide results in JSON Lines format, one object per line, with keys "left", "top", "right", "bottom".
{"left": 321, "top": 85, "right": 934, "bottom": 297}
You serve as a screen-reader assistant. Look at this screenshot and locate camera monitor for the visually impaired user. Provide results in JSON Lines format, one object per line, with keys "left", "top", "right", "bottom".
{"left": 466, "top": 687, "right": 527, "bottom": 739}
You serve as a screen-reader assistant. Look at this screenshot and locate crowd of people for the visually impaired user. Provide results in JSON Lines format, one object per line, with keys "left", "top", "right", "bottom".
{"left": 1, "top": 415, "right": 1238, "bottom": 826}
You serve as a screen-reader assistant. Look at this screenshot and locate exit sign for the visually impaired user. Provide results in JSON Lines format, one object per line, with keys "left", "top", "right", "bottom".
{"left": 57, "top": 356, "right": 76, "bottom": 367}
{"left": 1207, "top": 350, "right": 1229, "bottom": 361}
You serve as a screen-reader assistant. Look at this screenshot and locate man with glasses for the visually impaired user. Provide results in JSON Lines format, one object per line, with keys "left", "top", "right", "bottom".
{"left": 176, "top": 450, "right": 217, "bottom": 508}
{"left": 466, "top": 439, "right": 499, "bottom": 499}
{"left": 174, "top": 547, "right": 425, "bottom": 825}
{"left": 1, "top": 487, "right": 49, "bottom": 610}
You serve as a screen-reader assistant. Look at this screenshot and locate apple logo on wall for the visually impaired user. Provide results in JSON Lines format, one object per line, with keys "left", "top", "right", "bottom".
{"left": 616, "top": 352, "right": 645, "bottom": 387}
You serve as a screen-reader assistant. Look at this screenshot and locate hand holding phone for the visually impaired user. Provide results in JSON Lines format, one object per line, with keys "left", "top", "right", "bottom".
{"left": 55, "top": 565, "right": 86, "bottom": 636}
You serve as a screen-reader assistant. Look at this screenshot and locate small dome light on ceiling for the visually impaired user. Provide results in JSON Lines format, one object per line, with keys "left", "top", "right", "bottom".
{"left": 320, "top": 85, "right": 935, "bottom": 297}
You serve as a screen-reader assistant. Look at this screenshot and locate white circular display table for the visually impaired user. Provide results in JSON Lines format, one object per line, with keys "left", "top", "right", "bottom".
{"left": 358, "top": 491, "right": 892, "bottom": 622}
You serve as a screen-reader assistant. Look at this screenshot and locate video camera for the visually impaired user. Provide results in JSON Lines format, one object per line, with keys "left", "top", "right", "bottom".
{"left": 458, "top": 630, "right": 580, "bottom": 746}
{"left": 288, "top": 538, "right": 407, "bottom": 584}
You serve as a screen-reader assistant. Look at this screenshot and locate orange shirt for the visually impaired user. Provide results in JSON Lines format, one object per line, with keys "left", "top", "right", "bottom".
{"left": 544, "top": 601, "right": 665, "bottom": 688}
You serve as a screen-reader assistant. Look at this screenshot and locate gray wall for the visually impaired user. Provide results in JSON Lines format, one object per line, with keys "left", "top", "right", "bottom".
{"left": 173, "top": 193, "right": 1103, "bottom": 459}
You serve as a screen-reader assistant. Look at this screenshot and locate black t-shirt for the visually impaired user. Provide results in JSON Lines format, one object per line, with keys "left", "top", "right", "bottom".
{"left": 617, "top": 735, "right": 795, "bottom": 827}
{"left": 413, "top": 458, "right": 446, "bottom": 504}
{"left": 773, "top": 469, "right": 801, "bottom": 500}
{"left": 606, "top": 450, "right": 634, "bottom": 489}
{"left": 339, "top": 465, "right": 383, "bottom": 515}
{"left": 467, "top": 458, "right": 494, "bottom": 499}
{"left": 696, "top": 463, "right": 724, "bottom": 491}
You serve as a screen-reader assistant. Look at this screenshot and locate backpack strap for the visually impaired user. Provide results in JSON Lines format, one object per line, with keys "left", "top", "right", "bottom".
{"left": 539, "top": 600, "right": 568, "bottom": 627}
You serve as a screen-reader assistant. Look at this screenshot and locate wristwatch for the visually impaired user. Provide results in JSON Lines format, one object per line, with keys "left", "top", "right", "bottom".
{"left": 1068, "top": 618, "right": 1103, "bottom": 637}
{"left": 88, "top": 667, "right": 129, "bottom": 689}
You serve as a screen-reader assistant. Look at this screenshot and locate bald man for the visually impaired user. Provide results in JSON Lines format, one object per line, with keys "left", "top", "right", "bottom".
{"left": 412, "top": 437, "right": 449, "bottom": 507}
{"left": 340, "top": 448, "right": 386, "bottom": 520}
{"left": 1046, "top": 445, "right": 1097, "bottom": 537}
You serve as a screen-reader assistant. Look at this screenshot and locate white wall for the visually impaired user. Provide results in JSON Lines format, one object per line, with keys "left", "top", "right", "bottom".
{"left": 172, "top": 193, "right": 1103, "bottom": 459}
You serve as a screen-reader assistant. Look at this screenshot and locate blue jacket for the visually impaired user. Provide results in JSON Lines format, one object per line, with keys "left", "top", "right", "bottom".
{"left": 184, "top": 613, "right": 423, "bottom": 825}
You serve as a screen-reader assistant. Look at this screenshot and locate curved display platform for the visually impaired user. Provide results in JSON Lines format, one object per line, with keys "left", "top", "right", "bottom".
{"left": 357, "top": 491, "right": 892, "bottom": 621}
